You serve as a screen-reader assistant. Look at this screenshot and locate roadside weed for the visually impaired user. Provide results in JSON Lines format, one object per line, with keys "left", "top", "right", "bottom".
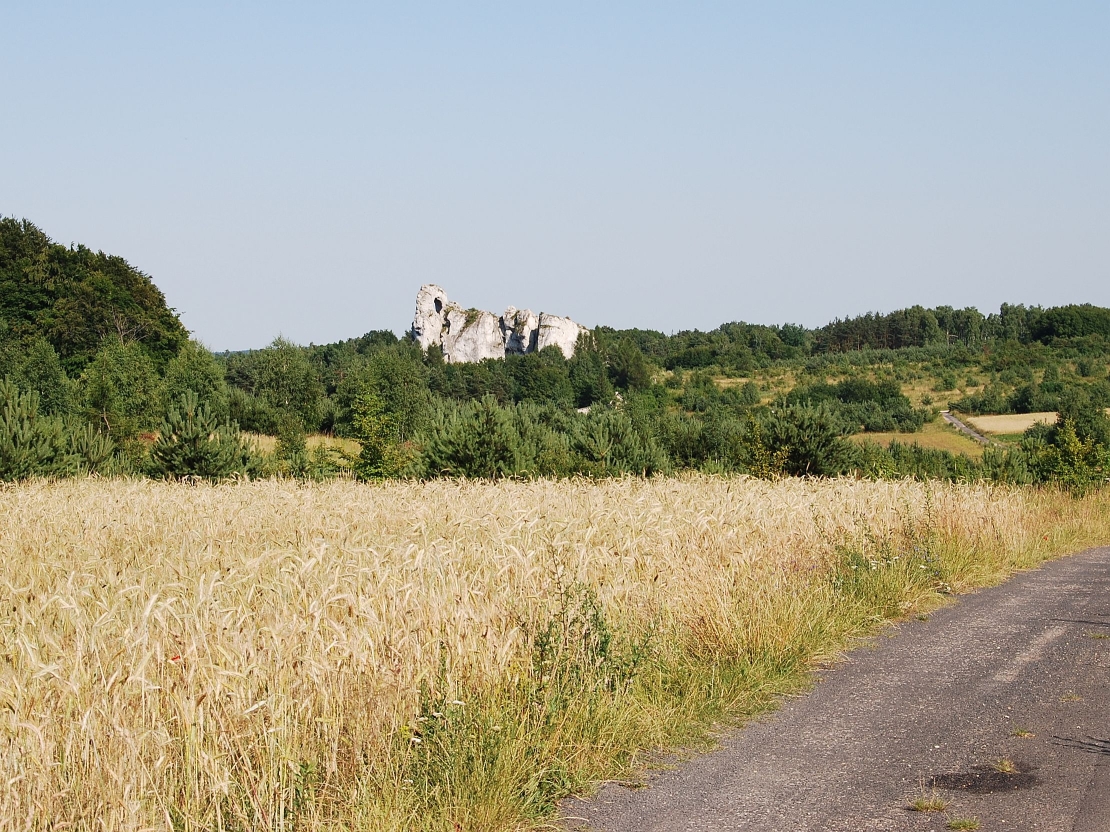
{"left": 947, "top": 819, "right": 981, "bottom": 831}
{"left": 909, "top": 792, "right": 950, "bottom": 812}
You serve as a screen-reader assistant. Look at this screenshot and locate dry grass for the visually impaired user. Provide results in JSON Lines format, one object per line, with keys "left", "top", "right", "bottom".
{"left": 244, "top": 432, "right": 361, "bottom": 455}
{"left": 0, "top": 476, "right": 1106, "bottom": 830}
{"left": 946, "top": 819, "right": 981, "bottom": 831}
{"left": 713, "top": 376, "right": 753, "bottom": 388}
{"left": 909, "top": 791, "right": 950, "bottom": 812}
{"left": 965, "top": 413, "right": 1056, "bottom": 435}
{"left": 747, "top": 368, "right": 797, "bottom": 397}
{"left": 850, "top": 419, "right": 986, "bottom": 458}
{"left": 965, "top": 409, "right": 1110, "bottom": 436}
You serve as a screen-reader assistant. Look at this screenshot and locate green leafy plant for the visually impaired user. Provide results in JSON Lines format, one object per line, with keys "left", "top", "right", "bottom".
{"left": 736, "top": 417, "right": 789, "bottom": 479}
{"left": 251, "top": 336, "right": 325, "bottom": 431}
{"left": 81, "top": 338, "right": 159, "bottom": 439}
{"left": 1025, "top": 417, "right": 1108, "bottom": 492}
{"left": 0, "top": 218, "right": 189, "bottom": 374}
{"left": 272, "top": 412, "right": 310, "bottom": 476}
{"left": 15, "top": 338, "right": 75, "bottom": 416}
{"left": 348, "top": 390, "right": 413, "bottom": 480}
{"left": 396, "top": 584, "right": 650, "bottom": 824}
{"left": 160, "top": 339, "right": 230, "bottom": 421}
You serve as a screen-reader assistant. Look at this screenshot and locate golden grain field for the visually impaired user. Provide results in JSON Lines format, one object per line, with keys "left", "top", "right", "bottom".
{"left": 964, "top": 409, "right": 1110, "bottom": 436}
{"left": 964, "top": 412, "right": 1056, "bottom": 435}
{"left": 0, "top": 476, "right": 1103, "bottom": 830}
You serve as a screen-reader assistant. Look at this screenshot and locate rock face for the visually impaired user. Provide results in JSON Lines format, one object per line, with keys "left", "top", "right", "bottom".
{"left": 537, "top": 313, "right": 586, "bottom": 354}
{"left": 412, "top": 285, "right": 588, "bottom": 363}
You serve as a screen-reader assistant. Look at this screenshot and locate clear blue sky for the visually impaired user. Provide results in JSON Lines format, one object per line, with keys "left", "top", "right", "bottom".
{"left": 2, "top": 2, "right": 1107, "bottom": 350}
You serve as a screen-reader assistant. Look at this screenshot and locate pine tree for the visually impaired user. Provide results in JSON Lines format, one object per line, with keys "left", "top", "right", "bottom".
{"left": 572, "top": 408, "right": 666, "bottom": 475}
{"left": 760, "top": 403, "right": 854, "bottom": 477}
{"left": 568, "top": 334, "right": 613, "bottom": 408}
{"left": 70, "top": 422, "right": 115, "bottom": 474}
{"left": 424, "top": 396, "right": 520, "bottom": 478}
{"left": 148, "top": 391, "right": 253, "bottom": 480}
{"left": 0, "top": 378, "right": 80, "bottom": 480}
{"left": 609, "top": 338, "right": 652, "bottom": 391}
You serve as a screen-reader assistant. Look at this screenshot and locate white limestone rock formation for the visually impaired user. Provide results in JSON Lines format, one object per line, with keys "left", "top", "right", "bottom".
{"left": 411, "top": 285, "right": 587, "bottom": 362}
{"left": 412, "top": 284, "right": 457, "bottom": 351}
{"left": 447, "top": 309, "right": 505, "bottom": 363}
{"left": 501, "top": 306, "right": 539, "bottom": 354}
{"left": 537, "top": 313, "right": 587, "bottom": 355}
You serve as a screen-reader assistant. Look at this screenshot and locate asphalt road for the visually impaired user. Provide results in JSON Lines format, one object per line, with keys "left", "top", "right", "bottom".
{"left": 941, "top": 410, "right": 993, "bottom": 446}
{"left": 562, "top": 546, "right": 1110, "bottom": 832}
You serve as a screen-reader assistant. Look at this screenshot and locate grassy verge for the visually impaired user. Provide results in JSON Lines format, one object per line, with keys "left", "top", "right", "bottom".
{"left": 377, "top": 489, "right": 1110, "bottom": 830}
{"left": 848, "top": 418, "right": 986, "bottom": 457}
{"left": 0, "top": 478, "right": 1106, "bottom": 830}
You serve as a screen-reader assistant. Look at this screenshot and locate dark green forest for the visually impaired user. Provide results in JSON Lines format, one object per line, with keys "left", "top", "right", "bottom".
{"left": 3, "top": 217, "right": 1109, "bottom": 487}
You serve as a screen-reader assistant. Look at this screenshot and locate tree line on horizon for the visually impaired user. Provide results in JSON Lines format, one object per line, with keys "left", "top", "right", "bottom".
{"left": 2, "top": 217, "right": 1109, "bottom": 487}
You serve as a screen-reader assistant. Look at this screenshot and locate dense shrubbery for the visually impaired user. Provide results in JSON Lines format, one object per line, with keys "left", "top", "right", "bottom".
{"left": 3, "top": 216, "right": 1110, "bottom": 486}
{"left": 412, "top": 397, "right": 667, "bottom": 479}
{"left": 0, "top": 378, "right": 113, "bottom": 480}
{"left": 952, "top": 363, "right": 1110, "bottom": 417}
{"left": 4, "top": 315, "right": 1109, "bottom": 485}
{"left": 784, "top": 378, "right": 930, "bottom": 433}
